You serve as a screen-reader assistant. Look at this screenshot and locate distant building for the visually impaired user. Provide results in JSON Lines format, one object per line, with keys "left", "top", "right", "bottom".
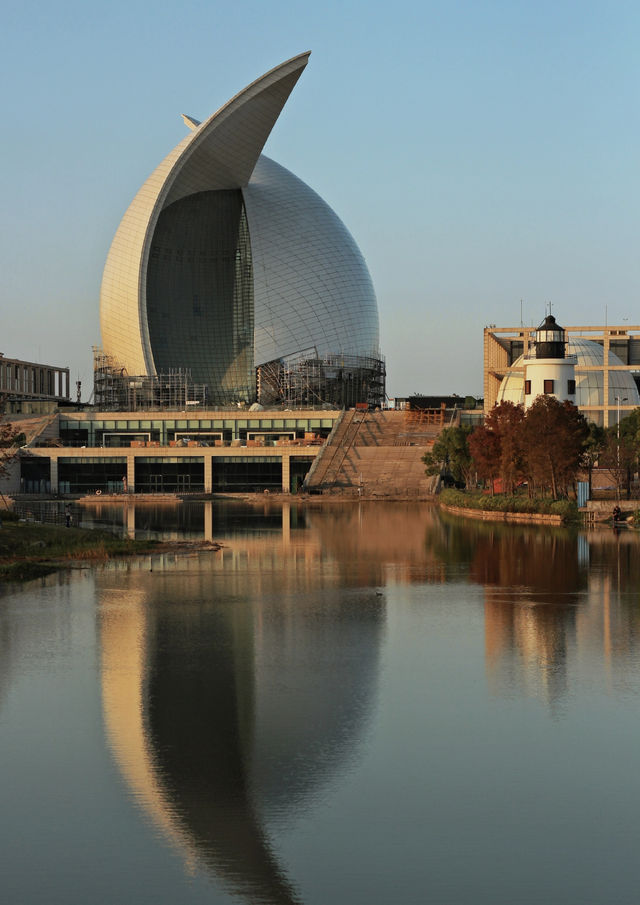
{"left": 485, "top": 323, "right": 640, "bottom": 426}
{"left": 395, "top": 395, "right": 482, "bottom": 411}
{"left": 0, "top": 352, "right": 70, "bottom": 413}
{"left": 18, "top": 407, "right": 340, "bottom": 495}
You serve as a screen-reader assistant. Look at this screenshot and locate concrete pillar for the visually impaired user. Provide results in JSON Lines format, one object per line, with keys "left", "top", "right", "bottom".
{"left": 204, "top": 454, "right": 213, "bottom": 494}
{"left": 204, "top": 501, "right": 213, "bottom": 543}
{"left": 281, "top": 453, "right": 290, "bottom": 493}
{"left": 127, "top": 453, "right": 135, "bottom": 493}
{"left": 282, "top": 501, "right": 290, "bottom": 547}
{"left": 126, "top": 504, "right": 135, "bottom": 538}
{"left": 50, "top": 457, "right": 58, "bottom": 494}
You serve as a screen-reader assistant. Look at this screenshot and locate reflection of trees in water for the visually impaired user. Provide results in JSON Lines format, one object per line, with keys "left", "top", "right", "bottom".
{"left": 308, "top": 502, "right": 446, "bottom": 585}
{"left": 426, "top": 516, "right": 587, "bottom": 708}
{"left": 469, "top": 528, "right": 586, "bottom": 604}
{"left": 586, "top": 531, "right": 640, "bottom": 595}
{"left": 428, "top": 513, "right": 640, "bottom": 706}
{"left": 472, "top": 526, "right": 584, "bottom": 708}
{"left": 423, "top": 515, "right": 585, "bottom": 596}
{"left": 99, "top": 554, "right": 385, "bottom": 905}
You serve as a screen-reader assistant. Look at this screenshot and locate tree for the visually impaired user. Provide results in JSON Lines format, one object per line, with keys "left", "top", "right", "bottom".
{"left": 616, "top": 408, "right": 640, "bottom": 496}
{"left": 580, "top": 422, "right": 605, "bottom": 497}
{"left": 468, "top": 402, "right": 525, "bottom": 494}
{"left": 422, "top": 425, "right": 473, "bottom": 486}
{"left": 468, "top": 424, "right": 501, "bottom": 491}
{"left": 599, "top": 428, "right": 635, "bottom": 501}
{"left": 0, "top": 397, "right": 22, "bottom": 508}
{"left": 523, "top": 396, "right": 588, "bottom": 499}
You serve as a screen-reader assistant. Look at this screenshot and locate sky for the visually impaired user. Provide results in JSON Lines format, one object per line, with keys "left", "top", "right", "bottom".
{"left": 1, "top": 0, "right": 639, "bottom": 401}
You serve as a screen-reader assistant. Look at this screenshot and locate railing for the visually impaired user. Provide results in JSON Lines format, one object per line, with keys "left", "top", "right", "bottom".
{"left": 315, "top": 412, "right": 367, "bottom": 489}
{"left": 404, "top": 407, "right": 446, "bottom": 426}
{"left": 11, "top": 501, "right": 79, "bottom": 526}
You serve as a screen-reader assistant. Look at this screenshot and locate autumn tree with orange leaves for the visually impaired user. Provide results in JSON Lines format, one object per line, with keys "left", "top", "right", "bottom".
{"left": 468, "top": 397, "right": 588, "bottom": 499}
{"left": 521, "top": 396, "right": 588, "bottom": 498}
{"left": 468, "top": 401, "right": 526, "bottom": 494}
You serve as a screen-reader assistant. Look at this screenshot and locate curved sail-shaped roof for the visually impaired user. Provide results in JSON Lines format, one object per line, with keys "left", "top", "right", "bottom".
{"left": 99, "top": 53, "right": 380, "bottom": 404}
{"left": 100, "top": 53, "right": 310, "bottom": 375}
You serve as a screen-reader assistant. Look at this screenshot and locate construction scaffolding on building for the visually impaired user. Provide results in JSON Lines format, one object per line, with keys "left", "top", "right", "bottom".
{"left": 92, "top": 348, "right": 207, "bottom": 411}
{"left": 257, "top": 353, "right": 386, "bottom": 409}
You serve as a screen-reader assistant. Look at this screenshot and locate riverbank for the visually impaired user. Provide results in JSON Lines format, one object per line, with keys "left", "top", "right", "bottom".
{"left": 438, "top": 488, "right": 579, "bottom": 525}
{"left": 0, "top": 518, "right": 220, "bottom": 582}
{"left": 440, "top": 502, "right": 564, "bottom": 525}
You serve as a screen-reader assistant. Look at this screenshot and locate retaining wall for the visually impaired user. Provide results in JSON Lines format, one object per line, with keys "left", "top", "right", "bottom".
{"left": 440, "top": 503, "right": 563, "bottom": 526}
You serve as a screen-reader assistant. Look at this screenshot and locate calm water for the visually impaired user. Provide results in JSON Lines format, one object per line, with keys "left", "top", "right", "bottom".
{"left": 2, "top": 501, "right": 640, "bottom": 905}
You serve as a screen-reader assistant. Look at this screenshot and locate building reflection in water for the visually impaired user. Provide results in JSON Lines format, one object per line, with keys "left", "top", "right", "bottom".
{"left": 97, "top": 501, "right": 444, "bottom": 903}
{"left": 91, "top": 500, "right": 640, "bottom": 899}
{"left": 434, "top": 514, "right": 640, "bottom": 709}
{"left": 474, "top": 526, "right": 585, "bottom": 708}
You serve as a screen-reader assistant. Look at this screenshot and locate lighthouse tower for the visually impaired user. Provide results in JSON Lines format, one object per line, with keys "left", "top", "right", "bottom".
{"left": 524, "top": 315, "right": 576, "bottom": 410}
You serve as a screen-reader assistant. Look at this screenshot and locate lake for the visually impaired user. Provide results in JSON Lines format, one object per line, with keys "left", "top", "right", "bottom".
{"left": 1, "top": 500, "right": 640, "bottom": 905}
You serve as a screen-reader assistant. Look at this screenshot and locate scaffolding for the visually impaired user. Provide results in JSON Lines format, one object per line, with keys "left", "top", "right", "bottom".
{"left": 257, "top": 353, "right": 386, "bottom": 409}
{"left": 92, "top": 348, "right": 207, "bottom": 411}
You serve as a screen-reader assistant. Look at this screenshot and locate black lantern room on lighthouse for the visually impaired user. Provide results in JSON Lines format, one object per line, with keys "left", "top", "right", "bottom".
{"left": 524, "top": 314, "right": 577, "bottom": 409}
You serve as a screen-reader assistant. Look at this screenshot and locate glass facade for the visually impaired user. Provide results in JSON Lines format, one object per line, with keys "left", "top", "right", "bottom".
{"left": 58, "top": 457, "right": 127, "bottom": 494}
{"left": 134, "top": 457, "right": 205, "bottom": 493}
{"left": 59, "top": 416, "right": 337, "bottom": 447}
{"left": 20, "top": 457, "right": 51, "bottom": 493}
{"left": 211, "top": 457, "right": 282, "bottom": 493}
{"left": 147, "top": 190, "right": 254, "bottom": 405}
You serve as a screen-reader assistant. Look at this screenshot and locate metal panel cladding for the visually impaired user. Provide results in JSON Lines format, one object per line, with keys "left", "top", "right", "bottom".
{"left": 244, "top": 156, "right": 379, "bottom": 366}
{"left": 99, "top": 52, "right": 381, "bottom": 404}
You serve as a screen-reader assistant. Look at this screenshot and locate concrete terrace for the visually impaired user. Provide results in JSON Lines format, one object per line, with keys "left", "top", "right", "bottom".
{"left": 305, "top": 409, "right": 446, "bottom": 499}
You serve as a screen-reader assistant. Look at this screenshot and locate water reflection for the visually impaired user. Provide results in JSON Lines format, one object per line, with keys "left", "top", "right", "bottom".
{"left": 5, "top": 502, "right": 640, "bottom": 903}
{"left": 80, "top": 500, "right": 298, "bottom": 542}
{"left": 97, "top": 507, "right": 397, "bottom": 904}
{"left": 430, "top": 514, "right": 640, "bottom": 707}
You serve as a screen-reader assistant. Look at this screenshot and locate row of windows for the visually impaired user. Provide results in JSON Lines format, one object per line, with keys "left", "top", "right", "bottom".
{"left": 58, "top": 417, "right": 335, "bottom": 448}
{"left": 1, "top": 364, "right": 66, "bottom": 395}
{"left": 60, "top": 418, "right": 335, "bottom": 431}
{"left": 22, "top": 457, "right": 313, "bottom": 494}
{"left": 524, "top": 379, "right": 576, "bottom": 396}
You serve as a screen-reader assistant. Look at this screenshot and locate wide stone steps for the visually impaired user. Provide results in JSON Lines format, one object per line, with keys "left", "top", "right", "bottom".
{"left": 305, "top": 410, "right": 445, "bottom": 499}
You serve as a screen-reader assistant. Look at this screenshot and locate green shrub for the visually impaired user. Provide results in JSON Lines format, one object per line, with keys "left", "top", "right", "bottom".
{"left": 439, "top": 488, "right": 578, "bottom": 523}
{"left": 549, "top": 499, "right": 579, "bottom": 522}
{"left": 0, "top": 508, "right": 19, "bottom": 522}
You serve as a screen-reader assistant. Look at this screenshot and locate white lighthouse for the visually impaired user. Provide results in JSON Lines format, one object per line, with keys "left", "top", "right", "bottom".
{"left": 523, "top": 315, "right": 577, "bottom": 410}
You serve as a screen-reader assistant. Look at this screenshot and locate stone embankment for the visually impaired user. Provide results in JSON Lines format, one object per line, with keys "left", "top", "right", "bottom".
{"left": 440, "top": 503, "right": 563, "bottom": 526}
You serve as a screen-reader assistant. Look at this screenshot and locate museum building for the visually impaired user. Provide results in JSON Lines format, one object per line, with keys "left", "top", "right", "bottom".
{"left": 98, "top": 52, "right": 384, "bottom": 411}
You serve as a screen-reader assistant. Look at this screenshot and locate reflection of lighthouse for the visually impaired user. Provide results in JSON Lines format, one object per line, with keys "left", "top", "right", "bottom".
{"left": 473, "top": 526, "right": 586, "bottom": 709}
{"left": 524, "top": 314, "right": 577, "bottom": 409}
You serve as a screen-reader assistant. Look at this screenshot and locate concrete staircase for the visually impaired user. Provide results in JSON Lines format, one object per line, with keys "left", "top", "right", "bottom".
{"left": 5, "top": 413, "right": 59, "bottom": 446}
{"left": 305, "top": 409, "right": 446, "bottom": 499}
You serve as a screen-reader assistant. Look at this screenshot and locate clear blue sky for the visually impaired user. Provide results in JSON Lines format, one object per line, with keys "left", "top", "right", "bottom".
{"left": 1, "top": 0, "right": 638, "bottom": 400}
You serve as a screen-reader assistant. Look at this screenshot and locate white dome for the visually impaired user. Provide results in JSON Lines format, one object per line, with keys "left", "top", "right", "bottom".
{"left": 497, "top": 337, "right": 640, "bottom": 421}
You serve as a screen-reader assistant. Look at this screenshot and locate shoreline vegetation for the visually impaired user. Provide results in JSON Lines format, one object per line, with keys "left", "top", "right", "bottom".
{"left": 438, "top": 488, "right": 580, "bottom": 524}
{"left": 0, "top": 512, "right": 220, "bottom": 582}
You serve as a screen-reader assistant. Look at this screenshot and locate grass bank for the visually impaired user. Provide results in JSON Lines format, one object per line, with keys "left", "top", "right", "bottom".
{"left": 439, "top": 489, "right": 580, "bottom": 524}
{"left": 0, "top": 516, "right": 160, "bottom": 581}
